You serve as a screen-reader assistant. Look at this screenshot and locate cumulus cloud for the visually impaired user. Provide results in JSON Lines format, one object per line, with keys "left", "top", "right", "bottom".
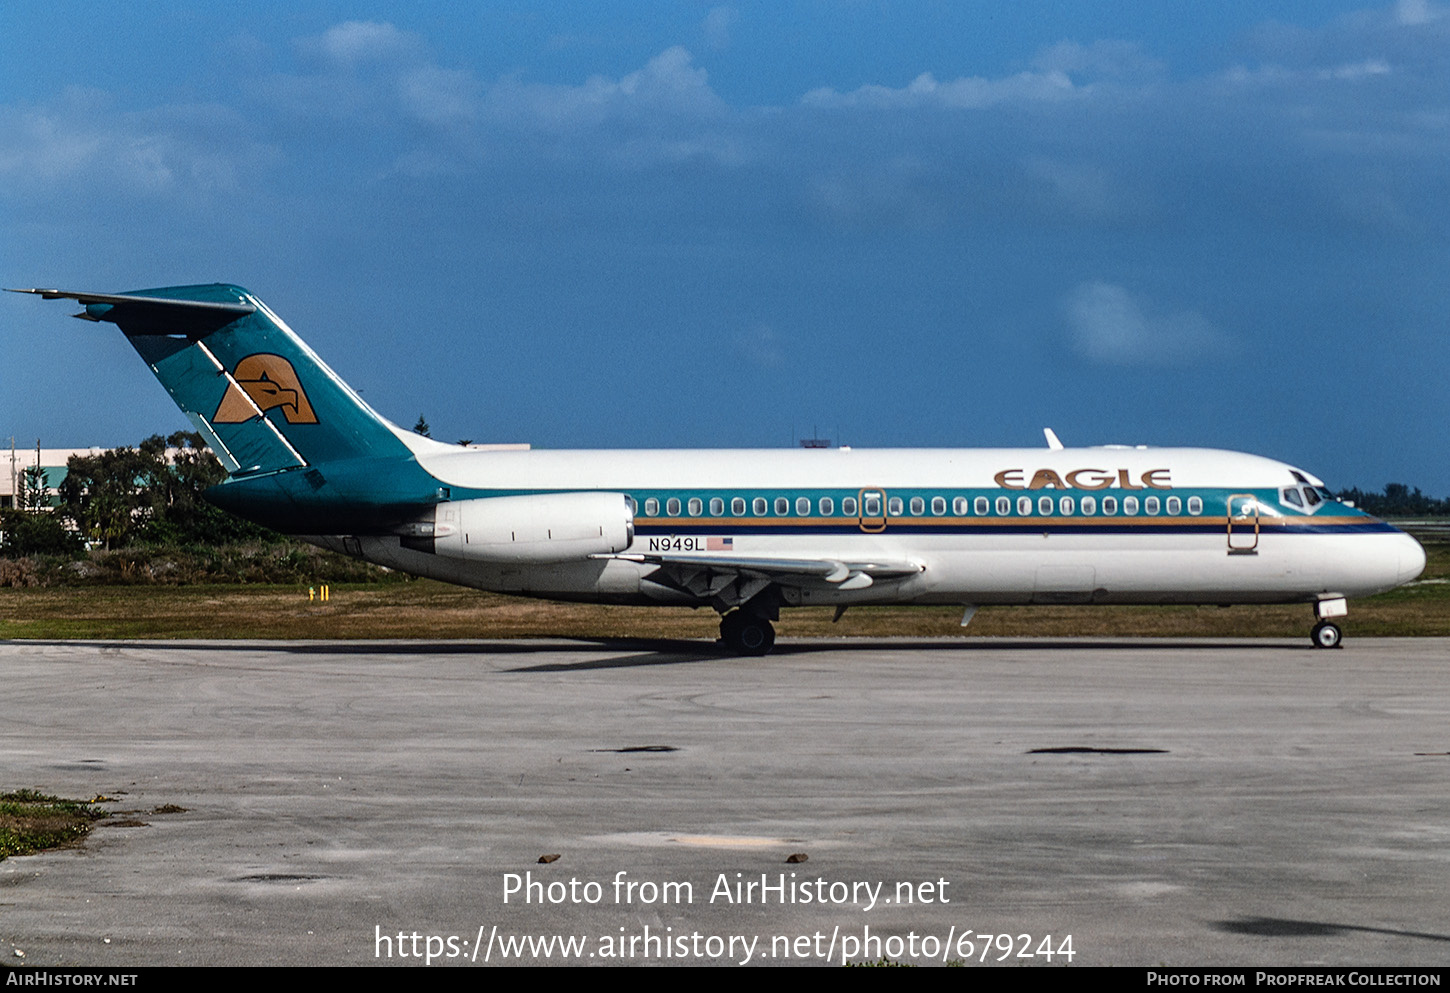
{"left": 1065, "top": 282, "right": 1230, "bottom": 366}
{"left": 1395, "top": 0, "right": 1443, "bottom": 25}
{"left": 802, "top": 69, "right": 1076, "bottom": 110}
{"left": 306, "top": 20, "right": 422, "bottom": 67}
{"left": 0, "top": 90, "right": 275, "bottom": 201}
{"left": 1031, "top": 39, "right": 1165, "bottom": 80}
{"left": 486, "top": 46, "right": 726, "bottom": 126}
{"left": 703, "top": 6, "right": 738, "bottom": 50}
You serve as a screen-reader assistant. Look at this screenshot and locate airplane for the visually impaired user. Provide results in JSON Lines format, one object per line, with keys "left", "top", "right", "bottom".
{"left": 9, "top": 283, "right": 1427, "bottom": 654}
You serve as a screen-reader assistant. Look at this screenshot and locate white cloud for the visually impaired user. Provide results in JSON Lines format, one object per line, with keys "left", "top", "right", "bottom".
{"left": 485, "top": 46, "right": 726, "bottom": 126}
{"left": 310, "top": 21, "right": 421, "bottom": 67}
{"left": 1395, "top": 0, "right": 1442, "bottom": 25}
{"left": 704, "top": 6, "right": 738, "bottom": 50}
{"left": 1031, "top": 40, "right": 1165, "bottom": 80}
{"left": 802, "top": 70, "right": 1076, "bottom": 110}
{"left": 399, "top": 65, "right": 480, "bottom": 124}
{"left": 0, "top": 92, "right": 273, "bottom": 200}
{"left": 1223, "top": 59, "right": 1393, "bottom": 85}
{"left": 1065, "top": 282, "right": 1229, "bottom": 366}
{"left": 1024, "top": 157, "right": 1131, "bottom": 220}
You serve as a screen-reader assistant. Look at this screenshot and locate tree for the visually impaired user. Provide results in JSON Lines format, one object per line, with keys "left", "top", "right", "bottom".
{"left": 413, "top": 415, "right": 431, "bottom": 438}
{"left": 58, "top": 445, "right": 156, "bottom": 550}
{"left": 56, "top": 432, "right": 275, "bottom": 550}
{"left": 0, "top": 507, "right": 83, "bottom": 556}
{"left": 1335, "top": 483, "right": 1450, "bottom": 517}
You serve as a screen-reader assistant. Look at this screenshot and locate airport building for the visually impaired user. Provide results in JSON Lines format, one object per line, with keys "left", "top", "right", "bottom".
{"left": 1, "top": 445, "right": 107, "bottom": 510}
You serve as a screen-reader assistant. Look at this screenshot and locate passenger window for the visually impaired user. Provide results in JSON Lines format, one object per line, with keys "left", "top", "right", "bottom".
{"left": 888, "top": 497, "right": 903, "bottom": 516}
{"left": 796, "top": 496, "right": 811, "bottom": 516}
{"left": 1017, "top": 496, "right": 1032, "bottom": 516}
{"left": 996, "top": 496, "right": 1010, "bottom": 515}
{"left": 753, "top": 497, "right": 767, "bottom": 516}
{"left": 1281, "top": 488, "right": 1304, "bottom": 508}
{"left": 644, "top": 498, "right": 659, "bottom": 516}
{"left": 820, "top": 496, "right": 834, "bottom": 516}
{"left": 775, "top": 497, "right": 790, "bottom": 515}
{"left": 1081, "top": 495, "right": 1096, "bottom": 515}
{"left": 1038, "top": 495, "right": 1053, "bottom": 515}
{"left": 1060, "top": 496, "right": 1074, "bottom": 515}
{"left": 952, "top": 496, "right": 967, "bottom": 516}
{"left": 863, "top": 495, "right": 881, "bottom": 516}
{"left": 842, "top": 496, "right": 858, "bottom": 516}
{"left": 931, "top": 496, "right": 946, "bottom": 515}
{"left": 1166, "top": 496, "right": 1181, "bottom": 515}
{"left": 976, "top": 496, "right": 990, "bottom": 516}
{"left": 666, "top": 498, "right": 681, "bottom": 516}
{"left": 709, "top": 497, "right": 723, "bottom": 516}
{"left": 1144, "top": 496, "right": 1160, "bottom": 515}
{"left": 1188, "top": 496, "right": 1203, "bottom": 515}
{"left": 687, "top": 497, "right": 702, "bottom": 516}
{"left": 732, "top": 497, "right": 745, "bottom": 516}
{"left": 1123, "top": 496, "right": 1139, "bottom": 515}
{"left": 910, "top": 496, "right": 924, "bottom": 515}
{"left": 1102, "top": 496, "right": 1118, "bottom": 515}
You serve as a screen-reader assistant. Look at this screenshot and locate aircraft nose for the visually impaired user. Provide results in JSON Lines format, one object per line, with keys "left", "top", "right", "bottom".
{"left": 1397, "top": 532, "right": 1427, "bottom": 586}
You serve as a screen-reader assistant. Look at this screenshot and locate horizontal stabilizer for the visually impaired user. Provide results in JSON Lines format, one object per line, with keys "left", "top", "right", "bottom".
{"left": 13, "top": 283, "right": 415, "bottom": 472}
{"left": 7, "top": 287, "right": 256, "bottom": 336}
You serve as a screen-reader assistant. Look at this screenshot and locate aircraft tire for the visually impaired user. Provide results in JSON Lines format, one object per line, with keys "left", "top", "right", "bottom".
{"left": 720, "top": 613, "right": 775, "bottom": 656}
{"left": 1311, "top": 621, "right": 1342, "bottom": 650}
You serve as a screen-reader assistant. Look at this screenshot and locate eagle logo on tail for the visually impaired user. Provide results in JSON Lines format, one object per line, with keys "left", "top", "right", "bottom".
{"left": 213, "top": 354, "right": 318, "bottom": 424}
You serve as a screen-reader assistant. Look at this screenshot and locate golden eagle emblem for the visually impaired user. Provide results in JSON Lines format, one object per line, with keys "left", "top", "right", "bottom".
{"left": 213, "top": 353, "right": 318, "bottom": 424}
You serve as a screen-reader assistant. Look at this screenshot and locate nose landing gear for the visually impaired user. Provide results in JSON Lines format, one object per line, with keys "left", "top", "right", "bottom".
{"left": 1310, "top": 597, "right": 1347, "bottom": 649}
{"left": 1311, "top": 620, "right": 1342, "bottom": 649}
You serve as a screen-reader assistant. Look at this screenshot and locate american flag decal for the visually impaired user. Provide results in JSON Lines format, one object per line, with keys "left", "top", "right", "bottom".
{"left": 707, "top": 537, "right": 734, "bottom": 551}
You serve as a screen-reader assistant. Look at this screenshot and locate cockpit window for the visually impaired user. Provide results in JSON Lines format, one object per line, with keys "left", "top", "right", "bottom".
{"left": 1304, "top": 488, "right": 1321, "bottom": 507}
{"left": 1281, "top": 487, "right": 1304, "bottom": 508}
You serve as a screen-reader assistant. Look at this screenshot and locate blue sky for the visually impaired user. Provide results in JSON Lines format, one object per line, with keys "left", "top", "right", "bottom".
{"left": 3, "top": 1, "right": 1447, "bottom": 493}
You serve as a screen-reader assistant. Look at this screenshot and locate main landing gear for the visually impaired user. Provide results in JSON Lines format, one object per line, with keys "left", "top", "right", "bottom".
{"left": 719, "top": 610, "right": 776, "bottom": 656}
{"left": 717, "top": 588, "right": 780, "bottom": 656}
{"left": 1310, "top": 596, "right": 1347, "bottom": 649}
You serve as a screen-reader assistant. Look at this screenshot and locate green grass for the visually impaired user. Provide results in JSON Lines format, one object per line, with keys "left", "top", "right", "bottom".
{"left": 0, "top": 541, "right": 1444, "bottom": 641}
{"left": 0, "top": 790, "right": 108, "bottom": 860}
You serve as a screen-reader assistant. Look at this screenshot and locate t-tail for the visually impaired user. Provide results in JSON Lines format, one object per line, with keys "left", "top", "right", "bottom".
{"left": 9, "top": 284, "right": 450, "bottom": 533}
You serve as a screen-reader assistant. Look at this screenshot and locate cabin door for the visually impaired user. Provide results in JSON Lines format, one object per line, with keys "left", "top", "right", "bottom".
{"left": 858, "top": 489, "right": 886, "bottom": 532}
{"left": 1227, "top": 494, "right": 1259, "bottom": 554}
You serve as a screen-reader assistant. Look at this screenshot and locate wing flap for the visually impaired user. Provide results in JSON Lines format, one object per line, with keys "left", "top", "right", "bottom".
{"left": 603, "top": 550, "right": 922, "bottom": 602}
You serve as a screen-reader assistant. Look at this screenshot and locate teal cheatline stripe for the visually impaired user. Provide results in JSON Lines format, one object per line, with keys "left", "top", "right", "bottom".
{"left": 632, "top": 521, "right": 1399, "bottom": 537}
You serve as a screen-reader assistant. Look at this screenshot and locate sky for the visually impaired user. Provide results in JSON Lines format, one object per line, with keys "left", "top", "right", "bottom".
{"left": 2, "top": 1, "right": 1447, "bottom": 493}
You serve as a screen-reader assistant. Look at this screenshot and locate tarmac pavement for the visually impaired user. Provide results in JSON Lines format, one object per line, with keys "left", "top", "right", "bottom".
{"left": 2, "top": 637, "right": 1447, "bottom": 967}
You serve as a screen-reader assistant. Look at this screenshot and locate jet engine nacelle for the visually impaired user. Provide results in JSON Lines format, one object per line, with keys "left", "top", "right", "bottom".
{"left": 431, "top": 492, "right": 634, "bottom": 564}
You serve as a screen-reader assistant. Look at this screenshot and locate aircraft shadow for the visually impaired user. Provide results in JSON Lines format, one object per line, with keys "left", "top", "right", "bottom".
{"left": 1214, "top": 916, "right": 1450, "bottom": 944}
{"left": 26, "top": 637, "right": 1305, "bottom": 673}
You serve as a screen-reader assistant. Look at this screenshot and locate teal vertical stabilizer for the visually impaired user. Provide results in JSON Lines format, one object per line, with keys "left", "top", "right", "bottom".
{"left": 74, "top": 283, "right": 412, "bottom": 474}
{"left": 10, "top": 282, "right": 442, "bottom": 533}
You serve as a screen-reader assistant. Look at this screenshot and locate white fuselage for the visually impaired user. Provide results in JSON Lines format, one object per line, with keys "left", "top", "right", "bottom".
{"left": 322, "top": 443, "right": 1427, "bottom": 609}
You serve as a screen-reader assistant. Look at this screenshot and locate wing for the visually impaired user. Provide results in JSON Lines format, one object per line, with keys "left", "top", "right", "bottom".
{"left": 602, "top": 551, "right": 922, "bottom": 607}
